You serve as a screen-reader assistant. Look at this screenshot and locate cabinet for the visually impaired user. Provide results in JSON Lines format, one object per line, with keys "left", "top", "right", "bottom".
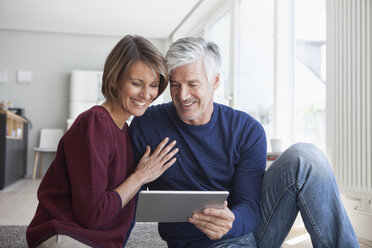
{"left": 0, "top": 110, "right": 29, "bottom": 189}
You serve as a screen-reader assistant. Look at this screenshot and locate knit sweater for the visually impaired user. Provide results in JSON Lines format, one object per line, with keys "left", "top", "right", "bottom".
{"left": 26, "top": 106, "right": 136, "bottom": 248}
{"left": 129, "top": 102, "right": 267, "bottom": 248}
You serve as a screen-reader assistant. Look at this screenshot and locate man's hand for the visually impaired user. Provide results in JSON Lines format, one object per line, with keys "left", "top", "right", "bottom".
{"left": 189, "top": 201, "right": 235, "bottom": 240}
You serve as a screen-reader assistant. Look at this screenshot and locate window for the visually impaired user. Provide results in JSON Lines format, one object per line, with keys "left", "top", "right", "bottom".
{"left": 294, "top": 0, "right": 326, "bottom": 151}
{"left": 237, "top": 0, "right": 274, "bottom": 146}
{"left": 173, "top": 0, "right": 326, "bottom": 152}
{"left": 206, "top": 11, "right": 231, "bottom": 106}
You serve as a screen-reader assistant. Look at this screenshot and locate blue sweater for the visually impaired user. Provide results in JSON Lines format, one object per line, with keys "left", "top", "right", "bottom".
{"left": 129, "top": 102, "right": 266, "bottom": 248}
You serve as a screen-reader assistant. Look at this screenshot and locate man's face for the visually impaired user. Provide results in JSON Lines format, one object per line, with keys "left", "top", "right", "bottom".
{"left": 169, "top": 58, "right": 219, "bottom": 125}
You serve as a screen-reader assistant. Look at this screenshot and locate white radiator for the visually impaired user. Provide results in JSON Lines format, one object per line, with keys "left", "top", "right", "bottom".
{"left": 326, "top": 0, "right": 372, "bottom": 202}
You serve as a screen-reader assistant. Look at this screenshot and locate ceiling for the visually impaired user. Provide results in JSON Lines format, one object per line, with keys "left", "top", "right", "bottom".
{"left": 0, "top": 0, "right": 201, "bottom": 39}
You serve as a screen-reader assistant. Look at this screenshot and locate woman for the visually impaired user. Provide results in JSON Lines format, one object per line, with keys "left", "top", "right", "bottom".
{"left": 26, "top": 35, "right": 178, "bottom": 248}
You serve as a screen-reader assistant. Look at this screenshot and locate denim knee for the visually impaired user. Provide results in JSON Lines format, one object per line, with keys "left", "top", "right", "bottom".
{"left": 285, "top": 143, "right": 322, "bottom": 158}
{"left": 282, "top": 143, "right": 334, "bottom": 183}
{"left": 285, "top": 143, "right": 328, "bottom": 166}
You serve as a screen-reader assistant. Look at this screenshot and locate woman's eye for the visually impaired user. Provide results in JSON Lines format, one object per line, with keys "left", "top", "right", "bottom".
{"left": 131, "top": 82, "right": 141, "bottom": 86}
{"left": 151, "top": 83, "right": 160, "bottom": 88}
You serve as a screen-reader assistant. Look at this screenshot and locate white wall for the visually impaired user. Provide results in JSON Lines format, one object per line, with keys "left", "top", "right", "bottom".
{"left": 342, "top": 196, "right": 372, "bottom": 245}
{"left": 0, "top": 29, "right": 166, "bottom": 177}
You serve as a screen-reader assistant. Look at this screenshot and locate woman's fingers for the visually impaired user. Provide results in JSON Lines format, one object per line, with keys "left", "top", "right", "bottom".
{"left": 157, "top": 140, "right": 177, "bottom": 158}
{"left": 160, "top": 147, "right": 179, "bottom": 164}
{"left": 161, "top": 157, "right": 177, "bottom": 173}
{"left": 137, "top": 139, "right": 178, "bottom": 183}
{"left": 143, "top": 145, "right": 151, "bottom": 157}
{"left": 152, "top": 137, "right": 169, "bottom": 156}
{"left": 151, "top": 138, "right": 177, "bottom": 162}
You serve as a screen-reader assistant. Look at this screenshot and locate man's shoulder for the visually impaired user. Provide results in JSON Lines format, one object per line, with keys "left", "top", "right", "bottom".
{"left": 215, "top": 103, "right": 264, "bottom": 133}
{"left": 130, "top": 102, "right": 172, "bottom": 128}
{"left": 215, "top": 103, "right": 255, "bottom": 122}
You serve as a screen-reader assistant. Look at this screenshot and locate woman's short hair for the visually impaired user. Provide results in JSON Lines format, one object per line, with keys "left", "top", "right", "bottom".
{"left": 165, "top": 37, "right": 221, "bottom": 84}
{"left": 102, "top": 35, "right": 168, "bottom": 103}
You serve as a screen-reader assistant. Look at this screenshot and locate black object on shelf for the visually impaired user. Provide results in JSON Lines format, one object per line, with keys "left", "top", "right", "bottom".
{"left": 0, "top": 111, "right": 29, "bottom": 189}
{"left": 8, "top": 108, "right": 25, "bottom": 117}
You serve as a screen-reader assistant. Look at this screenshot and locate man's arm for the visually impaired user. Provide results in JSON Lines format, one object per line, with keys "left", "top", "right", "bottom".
{"left": 189, "top": 121, "right": 267, "bottom": 239}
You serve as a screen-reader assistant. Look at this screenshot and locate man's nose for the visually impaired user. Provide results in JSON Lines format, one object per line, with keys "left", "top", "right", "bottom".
{"left": 179, "top": 85, "right": 190, "bottom": 100}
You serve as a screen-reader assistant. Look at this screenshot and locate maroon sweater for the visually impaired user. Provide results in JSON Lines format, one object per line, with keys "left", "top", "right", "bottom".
{"left": 27, "top": 106, "right": 136, "bottom": 248}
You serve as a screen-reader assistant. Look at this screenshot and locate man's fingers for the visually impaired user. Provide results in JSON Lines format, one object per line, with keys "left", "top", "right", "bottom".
{"left": 192, "top": 222, "right": 224, "bottom": 240}
{"left": 203, "top": 207, "right": 229, "bottom": 220}
{"left": 191, "top": 214, "right": 229, "bottom": 229}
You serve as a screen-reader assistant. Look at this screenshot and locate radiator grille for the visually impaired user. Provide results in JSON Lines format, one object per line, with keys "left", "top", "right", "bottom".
{"left": 326, "top": 0, "right": 372, "bottom": 199}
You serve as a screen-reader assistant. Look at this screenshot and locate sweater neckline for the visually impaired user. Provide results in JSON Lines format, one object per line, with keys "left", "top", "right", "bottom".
{"left": 94, "top": 105, "right": 128, "bottom": 133}
{"left": 169, "top": 102, "right": 218, "bottom": 131}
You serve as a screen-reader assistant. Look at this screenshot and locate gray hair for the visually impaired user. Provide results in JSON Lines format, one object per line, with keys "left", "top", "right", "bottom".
{"left": 165, "top": 37, "right": 221, "bottom": 84}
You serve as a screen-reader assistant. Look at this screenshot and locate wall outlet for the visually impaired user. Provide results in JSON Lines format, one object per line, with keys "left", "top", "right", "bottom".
{"left": 17, "top": 70, "right": 32, "bottom": 84}
{"left": 0, "top": 71, "right": 8, "bottom": 84}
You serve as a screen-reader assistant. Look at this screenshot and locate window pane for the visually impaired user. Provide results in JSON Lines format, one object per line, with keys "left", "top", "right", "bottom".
{"left": 207, "top": 11, "right": 230, "bottom": 106}
{"left": 238, "top": 0, "right": 274, "bottom": 146}
{"left": 294, "top": 0, "right": 326, "bottom": 151}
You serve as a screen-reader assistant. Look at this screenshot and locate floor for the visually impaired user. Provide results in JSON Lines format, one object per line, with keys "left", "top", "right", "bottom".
{"left": 0, "top": 178, "right": 371, "bottom": 247}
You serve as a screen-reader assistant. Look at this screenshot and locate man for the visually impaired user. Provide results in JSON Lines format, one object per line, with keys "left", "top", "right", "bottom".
{"left": 129, "top": 37, "right": 359, "bottom": 248}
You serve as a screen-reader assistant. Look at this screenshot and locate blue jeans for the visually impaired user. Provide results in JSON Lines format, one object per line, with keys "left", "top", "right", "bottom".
{"left": 211, "top": 143, "right": 359, "bottom": 248}
{"left": 210, "top": 233, "right": 256, "bottom": 248}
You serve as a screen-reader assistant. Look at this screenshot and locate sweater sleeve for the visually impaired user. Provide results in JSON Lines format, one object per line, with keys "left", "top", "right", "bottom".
{"left": 227, "top": 121, "right": 267, "bottom": 237}
{"left": 63, "top": 112, "right": 122, "bottom": 230}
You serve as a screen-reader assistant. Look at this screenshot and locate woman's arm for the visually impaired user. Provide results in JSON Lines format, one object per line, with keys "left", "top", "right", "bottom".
{"left": 64, "top": 112, "right": 177, "bottom": 229}
{"left": 114, "top": 137, "right": 178, "bottom": 208}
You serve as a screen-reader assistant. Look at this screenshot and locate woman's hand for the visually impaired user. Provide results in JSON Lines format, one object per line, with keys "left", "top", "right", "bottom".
{"left": 135, "top": 137, "right": 178, "bottom": 184}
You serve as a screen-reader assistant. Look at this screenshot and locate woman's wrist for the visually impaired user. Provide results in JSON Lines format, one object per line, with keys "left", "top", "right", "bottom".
{"left": 130, "top": 170, "right": 147, "bottom": 187}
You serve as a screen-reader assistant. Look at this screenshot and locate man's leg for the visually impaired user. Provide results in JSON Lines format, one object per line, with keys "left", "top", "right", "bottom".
{"left": 253, "top": 143, "right": 359, "bottom": 248}
{"left": 209, "top": 233, "right": 256, "bottom": 248}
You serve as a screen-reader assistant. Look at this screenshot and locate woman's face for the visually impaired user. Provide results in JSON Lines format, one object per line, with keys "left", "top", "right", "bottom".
{"left": 119, "top": 60, "right": 160, "bottom": 117}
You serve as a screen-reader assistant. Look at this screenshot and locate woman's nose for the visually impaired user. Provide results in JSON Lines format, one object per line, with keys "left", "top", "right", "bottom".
{"left": 140, "top": 86, "right": 151, "bottom": 100}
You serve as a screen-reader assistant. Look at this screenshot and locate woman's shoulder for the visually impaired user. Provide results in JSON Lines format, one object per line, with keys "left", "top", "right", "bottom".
{"left": 75, "top": 106, "right": 110, "bottom": 125}
{"left": 66, "top": 106, "right": 113, "bottom": 137}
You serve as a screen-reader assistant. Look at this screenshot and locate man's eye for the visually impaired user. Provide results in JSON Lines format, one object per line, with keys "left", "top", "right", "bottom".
{"left": 189, "top": 83, "right": 200, "bottom": 88}
{"left": 170, "top": 83, "right": 179, "bottom": 88}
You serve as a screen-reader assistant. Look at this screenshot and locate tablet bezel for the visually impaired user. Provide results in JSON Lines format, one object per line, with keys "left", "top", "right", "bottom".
{"left": 135, "top": 190, "right": 229, "bottom": 223}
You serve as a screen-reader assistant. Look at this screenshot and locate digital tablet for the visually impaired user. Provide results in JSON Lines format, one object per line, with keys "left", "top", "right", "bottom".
{"left": 135, "top": 190, "right": 229, "bottom": 222}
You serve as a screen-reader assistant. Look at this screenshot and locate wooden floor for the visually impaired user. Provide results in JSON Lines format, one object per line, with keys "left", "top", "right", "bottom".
{"left": 0, "top": 178, "right": 370, "bottom": 247}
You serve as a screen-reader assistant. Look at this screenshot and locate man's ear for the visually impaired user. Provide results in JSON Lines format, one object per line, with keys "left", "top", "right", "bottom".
{"left": 212, "top": 73, "right": 220, "bottom": 90}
